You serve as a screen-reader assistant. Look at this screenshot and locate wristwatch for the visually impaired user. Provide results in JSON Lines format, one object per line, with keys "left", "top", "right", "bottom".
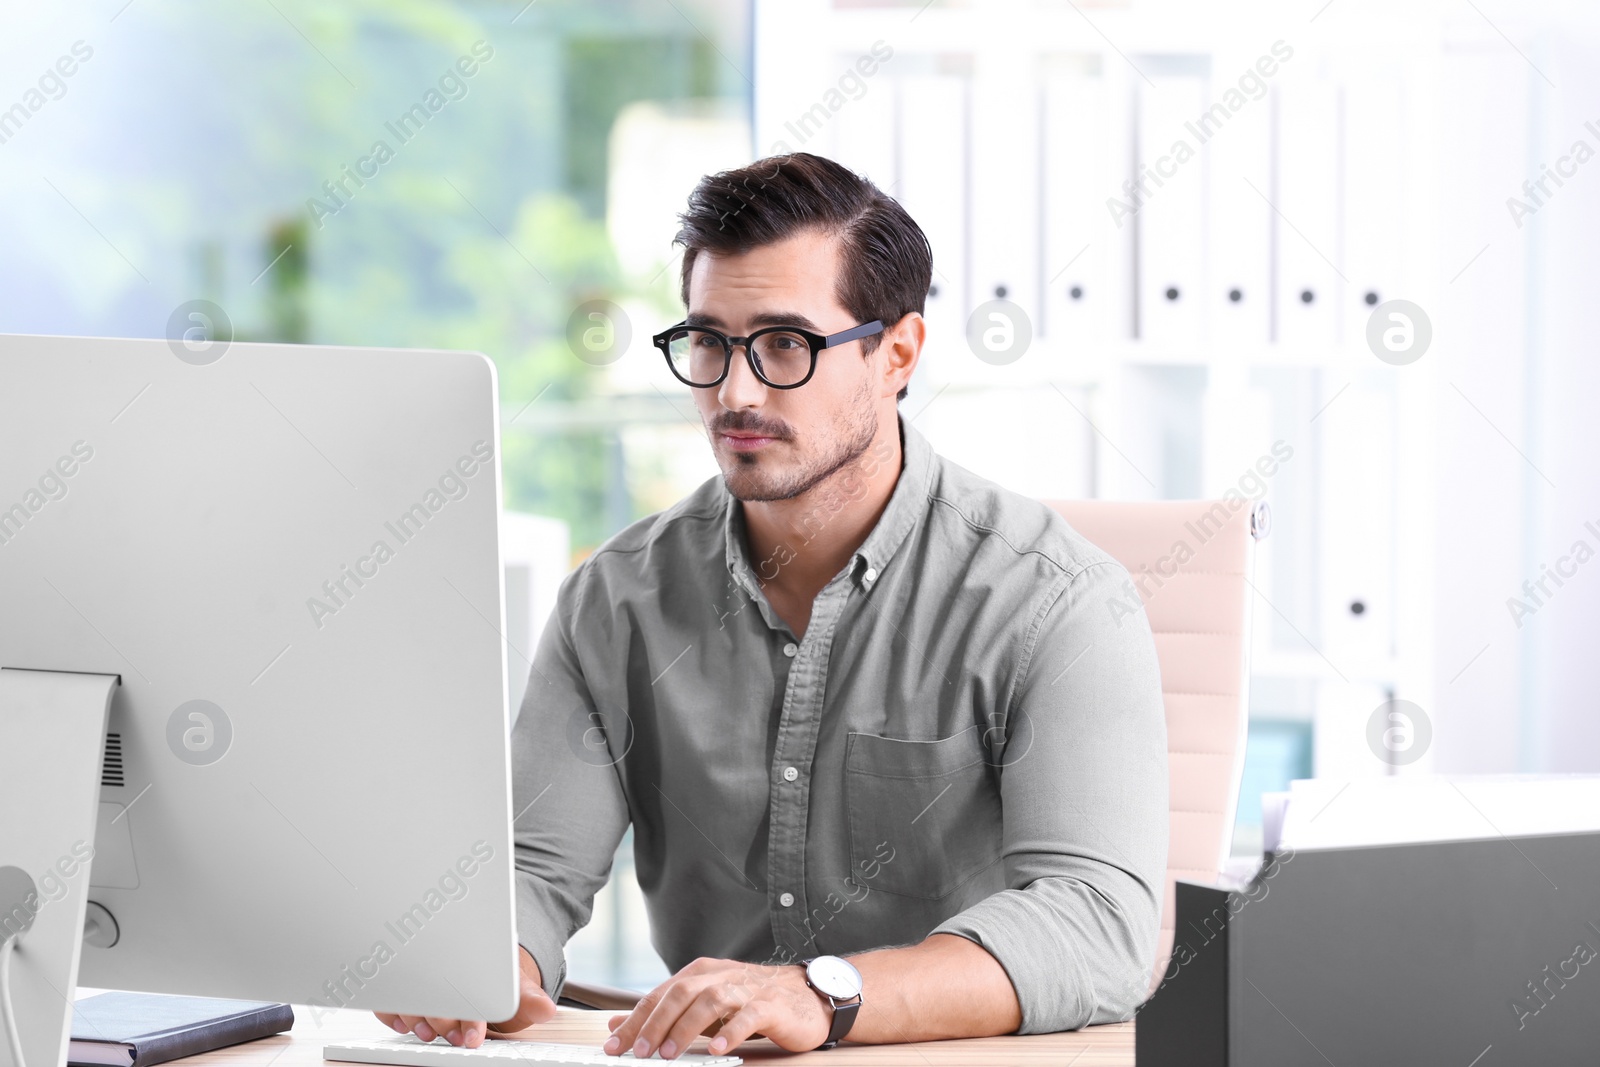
{"left": 801, "top": 955, "right": 863, "bottom": 1050}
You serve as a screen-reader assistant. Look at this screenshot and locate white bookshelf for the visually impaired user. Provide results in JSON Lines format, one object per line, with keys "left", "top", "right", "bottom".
{"left": 752, "top": 0, "right": 1457, "bottom": 791}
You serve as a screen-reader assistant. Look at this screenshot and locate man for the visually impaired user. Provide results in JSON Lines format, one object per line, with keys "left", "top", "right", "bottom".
{"left": 378, "top": 152, "right": 1168, "bottom": 1054}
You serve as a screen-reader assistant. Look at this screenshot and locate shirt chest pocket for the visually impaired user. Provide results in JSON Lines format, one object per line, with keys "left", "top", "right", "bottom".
{"left": 844, "top": 725, "right": 1003, "bottom": 900}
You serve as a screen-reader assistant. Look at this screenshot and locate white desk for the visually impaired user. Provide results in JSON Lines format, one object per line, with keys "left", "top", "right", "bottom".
{"left": 180, "top": 1006, "right": 1134, "bottom": 1066}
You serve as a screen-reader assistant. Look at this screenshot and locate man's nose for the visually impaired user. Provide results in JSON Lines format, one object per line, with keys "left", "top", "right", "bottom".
{"left": 716, "top": 341, "right": 768, "bottom": 410}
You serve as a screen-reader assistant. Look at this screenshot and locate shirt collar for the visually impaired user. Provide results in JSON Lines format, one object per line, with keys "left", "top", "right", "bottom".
{"left": 722, "top": 413, "right": 932, "bottom": 594}
{"left": 848, "top": 414, "right": 931, "bottom": 589}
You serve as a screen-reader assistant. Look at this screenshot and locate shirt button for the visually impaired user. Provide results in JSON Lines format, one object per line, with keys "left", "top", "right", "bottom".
{"left": 782, "top": 642, "right": 798, "bottom": 657}
{"left": 863, "top": 566, "right": 879, "bottom": 583}
{"left": 779, "top": 892, "right": 795, "bottom": 908}
{"left": 782, "top": 766, "right": 799, "bottom": 782}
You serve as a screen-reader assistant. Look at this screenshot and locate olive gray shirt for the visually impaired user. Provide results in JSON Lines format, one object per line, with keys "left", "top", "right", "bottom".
{"left": 510, "top": 416, "right": 1168, "bottom": 1033}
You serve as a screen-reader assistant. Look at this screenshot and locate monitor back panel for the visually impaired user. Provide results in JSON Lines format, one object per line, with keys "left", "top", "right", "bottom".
{"left": 0, "top": 333, "right": 519, "bottom": 1021}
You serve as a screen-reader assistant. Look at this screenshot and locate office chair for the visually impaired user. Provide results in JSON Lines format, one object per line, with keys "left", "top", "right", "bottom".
{"left": 1044, "top": 498, "right": 1267, "bottom": 991}
{"left": 559, "top": 498, "right": 1267, "bottom": 1010}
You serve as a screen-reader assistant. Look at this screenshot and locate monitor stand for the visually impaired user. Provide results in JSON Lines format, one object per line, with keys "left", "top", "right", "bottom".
{"left": 0, "top": 668, "right": 119, "bottom": 1067}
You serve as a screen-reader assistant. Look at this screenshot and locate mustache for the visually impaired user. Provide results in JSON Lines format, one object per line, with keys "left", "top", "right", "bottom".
{"left": 710, "top": 411, "right": 793, "bottom": 439}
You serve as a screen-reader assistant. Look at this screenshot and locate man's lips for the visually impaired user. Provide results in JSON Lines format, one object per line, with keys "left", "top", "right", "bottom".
{"left": 718, "top": 431, "right": 783, "bottom": 451}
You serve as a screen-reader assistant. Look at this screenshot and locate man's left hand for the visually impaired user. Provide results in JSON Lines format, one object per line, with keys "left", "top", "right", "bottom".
{"left": 602, "top": 956, "right": 831, "bottom": 1058}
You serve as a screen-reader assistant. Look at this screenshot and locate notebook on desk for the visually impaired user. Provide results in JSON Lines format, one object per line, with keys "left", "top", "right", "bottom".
{"left": 69, "top": 991, "right": 293, "bottom": 1067}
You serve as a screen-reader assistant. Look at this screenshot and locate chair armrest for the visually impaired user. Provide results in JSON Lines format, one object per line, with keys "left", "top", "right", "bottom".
{"left": 558, "top": 979, "right": 645, "bottom": 1011}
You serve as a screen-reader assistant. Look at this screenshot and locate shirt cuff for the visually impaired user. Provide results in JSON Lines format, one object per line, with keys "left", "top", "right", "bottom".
{"left": 515, "top": 892, "right": 569, "bottom": 1004}
{"left": 930, "top": 882, "right": 1150, "bottom": 1033}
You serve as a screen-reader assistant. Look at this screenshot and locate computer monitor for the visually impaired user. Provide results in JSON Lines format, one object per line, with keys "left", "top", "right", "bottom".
{"left": 0, "top": 333, "right": 520, "bottom": 1061}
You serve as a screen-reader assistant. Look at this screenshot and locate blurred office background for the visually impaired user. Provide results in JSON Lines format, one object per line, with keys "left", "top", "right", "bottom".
{"left": 4, "top": 0, "right": 1599, "bottom": 990}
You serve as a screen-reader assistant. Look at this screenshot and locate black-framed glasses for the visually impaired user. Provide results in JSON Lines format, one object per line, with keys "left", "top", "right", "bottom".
{"left": 652, "top": 319, "right": 885, "bottom": 389}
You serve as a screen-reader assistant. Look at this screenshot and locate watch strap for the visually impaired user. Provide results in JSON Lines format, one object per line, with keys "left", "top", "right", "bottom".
{"left": 819, "top": 995, "right": 860, "bottom": 1050}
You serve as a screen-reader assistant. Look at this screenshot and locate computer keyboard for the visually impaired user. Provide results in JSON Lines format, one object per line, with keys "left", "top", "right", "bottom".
{"left": 324, "top": 1036, "right": 743, "bottom": 1067}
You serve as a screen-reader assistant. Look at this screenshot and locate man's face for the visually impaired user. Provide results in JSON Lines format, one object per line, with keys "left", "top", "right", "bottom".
{"left": 684, "top": 228, "right": 883, "bottom": 503}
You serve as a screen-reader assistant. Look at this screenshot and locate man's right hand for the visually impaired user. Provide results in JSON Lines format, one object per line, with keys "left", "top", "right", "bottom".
{"left": 374, "top": 945, "right": 559, "bottom": 1047}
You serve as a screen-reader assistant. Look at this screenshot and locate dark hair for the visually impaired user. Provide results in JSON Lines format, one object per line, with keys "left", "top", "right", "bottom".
{"left": 673, "top": 152, "right": 932, "bottom": 401}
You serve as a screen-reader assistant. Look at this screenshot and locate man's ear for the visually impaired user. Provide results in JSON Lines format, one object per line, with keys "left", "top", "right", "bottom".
{"left": 878, "top": 312, "right": 923, "bottom": 400}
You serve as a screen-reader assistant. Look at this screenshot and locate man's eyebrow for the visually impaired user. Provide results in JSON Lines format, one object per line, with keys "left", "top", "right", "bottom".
{"left": 751, "top": 310, "right": 822, "bottom": 332}
{"left": 684, "top": 310, "right": 823, "bottom": 333}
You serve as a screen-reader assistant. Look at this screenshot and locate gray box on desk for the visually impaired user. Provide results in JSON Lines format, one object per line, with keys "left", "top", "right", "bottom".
{"left": 1136, "top": 831, "right": 1600, "bottom": 1065}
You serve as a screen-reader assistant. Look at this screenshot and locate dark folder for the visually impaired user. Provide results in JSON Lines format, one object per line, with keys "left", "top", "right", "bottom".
{"left": 68, "top": 991, "right": 294, "bottom": 1067}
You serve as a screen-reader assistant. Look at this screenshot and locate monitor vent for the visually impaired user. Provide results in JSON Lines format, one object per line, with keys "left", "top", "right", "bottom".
{"left": 101, "top": 732, "right": 125, "bottom": 788}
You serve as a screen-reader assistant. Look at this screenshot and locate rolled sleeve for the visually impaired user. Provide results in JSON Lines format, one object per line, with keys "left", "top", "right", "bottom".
{"left": 509, "top": 566, "right": 631, "bottom": 1003}
{"left": 931, "top": 559, "right": 1168, "bottom": 1032}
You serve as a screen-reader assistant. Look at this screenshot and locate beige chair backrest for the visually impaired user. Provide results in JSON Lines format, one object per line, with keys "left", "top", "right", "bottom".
{"left": 1043, "top": 498, "right": 1265, "bottom": 989}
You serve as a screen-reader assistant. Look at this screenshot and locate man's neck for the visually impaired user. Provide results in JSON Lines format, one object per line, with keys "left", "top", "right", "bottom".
{"left": 739, "top": 422, "right": 903, "bottom": 634}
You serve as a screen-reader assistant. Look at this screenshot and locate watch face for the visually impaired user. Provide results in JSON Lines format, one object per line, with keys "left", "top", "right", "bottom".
{"left": 806, "top": 955, "right": 863, "bottom": 1000}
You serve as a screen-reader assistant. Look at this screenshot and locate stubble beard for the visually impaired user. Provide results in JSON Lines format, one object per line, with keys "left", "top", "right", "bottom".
{"left": 719, "top": 382, "right": 879, "bottom": 504}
